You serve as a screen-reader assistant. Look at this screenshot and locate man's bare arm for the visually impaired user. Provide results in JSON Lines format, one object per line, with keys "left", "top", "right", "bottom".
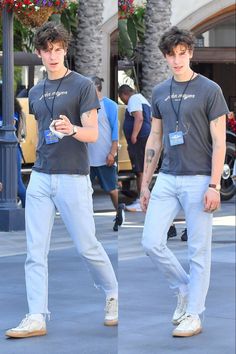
{"left": 106, "top": 140, "right": 118, "bottom": 166}
{"left": 204, "top": 114, "right": 226, "bottom": 212}
{"left": 209, "top": 115, "right": 226, "bottom": 185}
{"left": 78, "top": 109, "right": 98, "bottom": 142}
{"left": 54, "top": 109, "right": 98, "bottom": 143}
{"left": 131, "top": 111, "right": 143, "bottom": 144}
{"left": 141, "top": 118, "right": 163, "bottom": 191}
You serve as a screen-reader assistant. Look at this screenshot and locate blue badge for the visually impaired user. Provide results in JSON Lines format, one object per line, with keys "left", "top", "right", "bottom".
{"left": 44, "top": 129, "right": 59, "bottom": 144}
{"left": 169, "top": 131, "right": 184, "bottom": 146}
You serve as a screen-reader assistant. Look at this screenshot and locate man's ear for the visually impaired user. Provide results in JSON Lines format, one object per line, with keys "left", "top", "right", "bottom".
{"left": 189, "top": 49, "right": 193, "bottom": 59}
{"left": 35, "top": 49, "right": 41, "bottom": 58}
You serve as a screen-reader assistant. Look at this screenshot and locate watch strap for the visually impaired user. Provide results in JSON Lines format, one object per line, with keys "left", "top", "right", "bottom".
{"left": 209, "top": 183, "right": 221, "bottom": 191}
{"left": 70, "top": 125, "right": 77, "bottom": 136}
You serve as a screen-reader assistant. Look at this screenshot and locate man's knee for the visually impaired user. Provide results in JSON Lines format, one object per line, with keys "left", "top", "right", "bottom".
{"left": 108, "top": 189, "right": 117, "bottom": 196}
{"left": 78, "top": 242, "right": 101, "bottom": 259}
{"left": 142, "top": 238, "right": 164, "bottom": 256}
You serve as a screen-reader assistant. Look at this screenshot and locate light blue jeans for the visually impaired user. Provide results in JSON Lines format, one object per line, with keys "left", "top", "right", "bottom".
{"left": 25, "top": 171, "right": 118, "bottom": 315}
{"left": 142, "top": 173, "right": 213, "bottom": 314}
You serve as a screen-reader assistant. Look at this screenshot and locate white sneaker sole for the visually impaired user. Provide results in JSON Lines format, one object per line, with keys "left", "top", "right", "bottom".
{"left": 5, "top": 329, "right": 47, "bottom": 338}
{"left": 104, "top": 319, "right": 118, "bottom": 326}
{"left": 172, "top": 327, "right": 202, "bottom": 337}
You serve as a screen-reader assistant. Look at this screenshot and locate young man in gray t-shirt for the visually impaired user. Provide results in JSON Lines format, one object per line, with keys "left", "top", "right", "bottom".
{"left": 140, "top": 27, "right": 229, "bottom": 337}
{"left": 6, "top": 22, "right": 118, "bottom": 339}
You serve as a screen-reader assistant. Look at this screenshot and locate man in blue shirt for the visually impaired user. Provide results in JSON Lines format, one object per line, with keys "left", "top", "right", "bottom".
{"left": 88, "top": 77, "right": 124, "bottom": 231}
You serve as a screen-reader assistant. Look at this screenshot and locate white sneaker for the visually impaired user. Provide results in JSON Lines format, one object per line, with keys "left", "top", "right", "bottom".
{"left": 125, "top": 200, "right": 142, "bottom": 212}
{"left": 172, "top": 293, "right": 188, "bottom": 325}
{"left": 172, "top": 314, "right": 202, "bottom": 337}
{"left": 104, "top": 298, "right": 118, "bottom": 326}
{"left": 5, "top": 314, "right": 47, "bottom": 338}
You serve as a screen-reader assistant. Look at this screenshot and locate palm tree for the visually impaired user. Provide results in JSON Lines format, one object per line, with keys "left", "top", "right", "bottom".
{"left": 75, "top": 0, "right": 104, "bottom": 77}
{"left": 141, "top": 0, "right": 171, "bottom": 102}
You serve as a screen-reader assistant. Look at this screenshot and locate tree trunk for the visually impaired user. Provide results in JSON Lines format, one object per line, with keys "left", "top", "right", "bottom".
{"left": 141, "top": 0, "right": 171, "bottom": 102}
{"left": 75, "top": 0, "right": 104, "bottom": 77}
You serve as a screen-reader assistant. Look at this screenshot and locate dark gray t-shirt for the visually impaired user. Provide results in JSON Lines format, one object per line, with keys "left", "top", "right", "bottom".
{"left": 29, "top": 71, "right": 100, "bottom": 175}
{"left": 152, "top": 74, "right": 229, "bottom": 175}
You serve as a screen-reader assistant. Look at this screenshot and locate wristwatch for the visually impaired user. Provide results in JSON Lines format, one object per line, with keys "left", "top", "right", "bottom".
{"left": 209, "top": 184, "right": 221, "bottom": 192}
{"left": 70, "top": 125, "right": 78, "bottom": 136}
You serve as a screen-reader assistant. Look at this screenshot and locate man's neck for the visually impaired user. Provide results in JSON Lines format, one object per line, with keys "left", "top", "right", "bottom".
{"left": 173, "top": 69, "right": 194, "bottom": 82}
{"left": 97, "top": 91, "right": 103, "bottom": 101}
{"left": 47, "top": 67, "right": 69, "bottom": 80}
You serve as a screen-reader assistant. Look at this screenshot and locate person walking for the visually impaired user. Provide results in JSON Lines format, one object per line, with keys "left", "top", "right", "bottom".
{"left": 118, "top": 85, "right": 151, "bottom": 212}
{"left": 5, "top": 22, "right": 118, "bottom": 339}
{"left": 141, "top": 27, "right": 228, "bottom": 337}
{"left": 88, "top": 76, "right": 124, "bottom": 232}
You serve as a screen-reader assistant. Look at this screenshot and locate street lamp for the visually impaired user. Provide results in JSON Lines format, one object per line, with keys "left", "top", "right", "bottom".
{"left": 0, "top": 7, "right": 25, "bottom": 231}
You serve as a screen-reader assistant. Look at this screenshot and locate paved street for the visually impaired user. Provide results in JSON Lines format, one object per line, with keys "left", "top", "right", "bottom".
{"left": 0, "top": 189, "right": 235, "bottom": 354}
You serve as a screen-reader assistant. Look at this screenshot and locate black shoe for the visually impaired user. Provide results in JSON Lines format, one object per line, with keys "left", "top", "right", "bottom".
{"left": 167, "top": 225, "right": 177, "bottom": 239}
{"left": 113, "top": 219, "right": 118, "bottom": 232}
{"left": 113, "top": 203, "right": 125, "bottom": 232}
{"left": 181, "top": 228, "right": 188, "bottom": 241}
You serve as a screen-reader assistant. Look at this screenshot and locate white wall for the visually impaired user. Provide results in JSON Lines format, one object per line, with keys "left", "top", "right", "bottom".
{"left": 103, "top": 0, "right": 117, "bottom": 24}
{"left": 171, "top": 0, "right": 210, "bottom": 25}
{"left": 171, "top": 0, "right": 235, "bottom": 28}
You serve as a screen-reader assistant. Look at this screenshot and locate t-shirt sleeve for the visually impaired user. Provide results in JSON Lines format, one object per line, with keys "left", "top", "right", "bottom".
{"left": 128, "top": 95, "right": 143, "bottom": 113}
{"left": 151, "top": 87, "right": 162, "bottom": 119}
{"left": 28, "top": 90, "right": 36, "bottom": 118}
{"left": 29, "top": 100, "right": 35, "bottom": 116}
{"left": 206, "top": 86, "right": 229, "bottom": 121}
{"left": 79, "top": 82, "right": 101, "bottom": 116}
{"left": 104, "top": 98, "right": 118, "bottom": 141}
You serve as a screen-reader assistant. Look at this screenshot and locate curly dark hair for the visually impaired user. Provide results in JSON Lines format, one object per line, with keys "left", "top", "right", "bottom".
{"left": 158, "top": 26, "right": 195, "bottom": 56}
{"left": 34, "top": 21, "right": 70, "bottom": 51}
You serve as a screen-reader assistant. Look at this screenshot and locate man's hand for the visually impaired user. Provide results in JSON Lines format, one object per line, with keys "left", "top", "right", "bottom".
{"left": 54, "top": 115, "right": 74, "bottom": 135}
{"left": 204, "top": 188, "right": 221, "bottom": 213}
{"left": 106, "top": 152, "right": 115, "bottom": 167}
{"left": 131, "top": 135, "right": 137, "bottom": 144}
{"left": 140, "top": 187, "right": 151, "bottom": 212}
